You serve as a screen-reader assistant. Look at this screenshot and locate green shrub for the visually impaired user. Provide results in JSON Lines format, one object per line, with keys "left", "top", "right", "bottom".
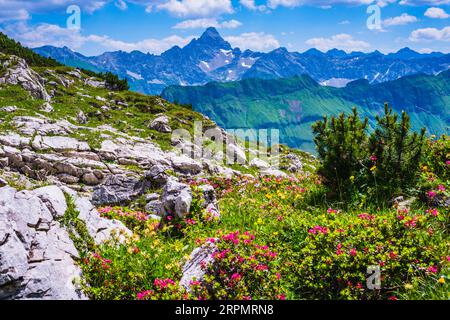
{"left": 289, "top": 208, "right": 448, "bottom": 300}
{"left": 59, "top": 194, "right": 95, "bottom": 254}
{"left": 0, "top": 32, "right": 61, "bottom": 67}
{"left": 312, "top": 107, "right": 369, "bottom": 198}
{"left": 368, "top": 105, "right": 426, "bottom": 197}
{"left": 190, "top": 231, "right": 286, "bottom": 300}
{"left": 100, "top": 72, "right": 129, "bottom": 91}
{"left": 422, "top": 135, "right": 450, "bottom": 182}
{"left": 313, "top": 105, "right": 426, "bottom": 202}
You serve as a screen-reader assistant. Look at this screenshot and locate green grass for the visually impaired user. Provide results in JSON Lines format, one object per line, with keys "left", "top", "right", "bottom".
{"left": 80, "top": 171, "right": 449, "bottom": 300}
{"left": 0, "top": 65, "right": 216, "bottom": 154}
{"left": 59, "top": 193, "right": 96, "bottom": 255}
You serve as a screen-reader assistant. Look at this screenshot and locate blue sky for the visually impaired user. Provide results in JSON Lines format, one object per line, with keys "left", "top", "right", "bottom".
{"left": 0, "top": 0, "right": 449, "bottom": 56}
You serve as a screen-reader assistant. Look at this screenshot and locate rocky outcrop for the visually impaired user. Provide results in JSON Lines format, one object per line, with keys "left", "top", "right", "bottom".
{"left": 0, "top": 185, "right": 131, "bottom": 300}
{"left": 0, "top": 55, "right": 50, "bottom": 101}
{"left": 145, "top": 193, "right": 164, "bottom": 216}
{"left": 161, "top": 179, "right": 193, "bottom": 218}
{"left": 76, "top": 111, "right": 88, "bottom": 124}
{"left": 0, "top": 106, "right": 17, "bottom": 113}
{"left": 179, "top": 241, "right": 217, "bottom": 293}
{"left": 428, "top": 194, "right": 450, "bottom": 208}
{"left": 260, "top": 168, "right": 288, "bottom": 178}
{"left": 149, "top": 115, "right": 171, "bottom": 133}
{"left": 0, "top": 186, "right": 84, "bottom": 300}
{"left": 32, "top": 136, "right": 91, "bottom": 152}
{"left": 84, "top": 78, "right": 105, "bottom": 88}
{"left": 283, "top": 153, "right": 303, "bottom": 173}
{"left": 250, "top": 158, "right": 270, "bottom": 169}
{"left": 63, "top": 187, "right": 131, "bottom": 244}
{"left": 392, "top": 196, "right": 416, "bottom": 211}
{"left": 92, "top": 174, "right": 151, "bottom": 206}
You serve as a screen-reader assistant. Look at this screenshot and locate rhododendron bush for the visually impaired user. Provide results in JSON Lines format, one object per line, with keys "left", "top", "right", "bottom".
{"left": 79, "top": 138, "right": 449, "bottom": 300}
{"left": 190, "top": 231, "right": 285, "bottom": 300}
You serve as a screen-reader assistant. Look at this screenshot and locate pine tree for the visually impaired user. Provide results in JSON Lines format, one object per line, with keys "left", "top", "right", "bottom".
{"left": 0, "top": 32, "right": 61, "bottom": 67}
{"left": 313, "top": 105, "right": 426, "bottom": 202}
{"left": 312, "top": 108, "right": 369, "bottom": 197}
{"left": 368, "top": 103, "right": 426, "bottom": 196}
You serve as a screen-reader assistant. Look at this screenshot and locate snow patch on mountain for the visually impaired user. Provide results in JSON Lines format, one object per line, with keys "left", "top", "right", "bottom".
{"left": 126, "top": 70, "right": 143, "bottom": 80}
{"left": 320, "top": 78, "right": 354, "bottom": 88}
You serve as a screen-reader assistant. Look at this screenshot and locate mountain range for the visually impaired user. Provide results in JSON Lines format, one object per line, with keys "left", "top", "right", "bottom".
{"left": 34, "top": 27, "right": 450, "bottom": 95}
{"left": 161, "top": 71, "right": 450, "bottom": 152}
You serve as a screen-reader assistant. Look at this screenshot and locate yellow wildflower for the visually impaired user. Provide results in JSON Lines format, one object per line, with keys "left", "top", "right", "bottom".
{"left": 404, "top": 283, "right": 413, "bottom": 290}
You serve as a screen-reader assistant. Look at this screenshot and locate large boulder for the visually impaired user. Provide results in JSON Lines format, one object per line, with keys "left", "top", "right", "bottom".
{"left": 149, "top": 115, "right": 171, "bottom": 133}
{"left": 144, "top": 164, "right": 170, "bottom": 188}
{"left": 0, "top": 184, "right": 132, "bottom": 300}
{"left": 161, "top": 179, "right": 192, "bottom": 218}
{"left": 32, "top": 136, "right": 90, "bottom": 152}
{"left": 179, "top": 241, "right": 217, "bottom": 293}
{"left": 92, "top": 174, "right": 151, "bottom": 206}
{"left": 63, "top": 187, "right": 131, "bottom": 244}
{"left": 0, "top": 56, "right": 50, "bottom": 101}
{"left": 0, "top": 186, "right": 85, "bottom": 299}
{"left": 170, "top": 154, "right": 202, "bottom": 175}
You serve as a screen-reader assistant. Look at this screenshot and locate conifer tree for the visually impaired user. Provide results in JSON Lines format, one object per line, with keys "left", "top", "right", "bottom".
{"left": 368, "top": 103, "right": 426, "bottom": 195}
{"left": 312, "top": 108, "right": 369, "bottom": 197}
{"left": 313, "top": 105, "right": 426, "bottom": 201}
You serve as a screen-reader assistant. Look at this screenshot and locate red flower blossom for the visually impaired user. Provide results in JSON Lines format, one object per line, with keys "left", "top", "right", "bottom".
{"left": 427, "top": 266, "right": 438, "bottom": 274}
{"left": 427, "top": 190, "right": 437, "bottom": 198}
{"left": 389, "top": 296, "right": 398, "bottom": 301}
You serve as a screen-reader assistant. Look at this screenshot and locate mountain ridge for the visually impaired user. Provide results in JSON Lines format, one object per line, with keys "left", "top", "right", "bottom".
{"left": 33, "top": 27, "right": 450, "bottom": 95}
{"left": 161, "top": 70, "right": 450, "bottom": 152}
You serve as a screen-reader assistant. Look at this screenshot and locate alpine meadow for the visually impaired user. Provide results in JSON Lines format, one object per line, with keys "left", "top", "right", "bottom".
{"left": 0, "top": 0, "right": 448, "bottom": 306}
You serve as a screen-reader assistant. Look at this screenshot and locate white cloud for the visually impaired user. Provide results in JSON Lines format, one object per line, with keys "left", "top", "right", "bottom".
{"left": 383, "top": 13, "right": 418, "bottom": 27}
{"left": 0, "top": 0, "right": 109, "bottom": 21}
{"left": 0, "top": 8, "right": 30, "bottom": 23}
{"left": 1, "top": 22, "right": 87, "bottom": 49}
{"left": 240, "top": 0, "right": 267, "bottom": 11}
{"left": 172, "top": 18, "right": 242, "bottom": 29}
{"left": 267, "top": 0, "right": 378, "bottom": 9}
{"left": 399, "top": 1, "right": 450, "bottom": 5}
{"left": 424, "top": 7, "right": 450, "bottom": 19}
{"left": 156, "top": 0, "right": 234, "bottom": 18}
{"left": 416, "top": 47, "right": 433, "bottom": 53}
{"left": 306, "top": 33, "right": 371, "bottom": 52}
{"left": 409, "top": 26, "right": 450, "bottom": 41}
{"left": 1, "top": 21, "right": 195, "bottom": 55}
{"left": 225, "top": 32, "right": 280, "bottom": 51}
{"left": 115, "top": 0, "right": 128, "bottom": 10}
{"left": 86, "top": 34, "right": 195, "bottom": 53}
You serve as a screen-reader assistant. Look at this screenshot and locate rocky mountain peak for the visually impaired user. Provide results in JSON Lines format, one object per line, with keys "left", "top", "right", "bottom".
{"left": 190, "top": 27, "right": 232, "bottom": 51}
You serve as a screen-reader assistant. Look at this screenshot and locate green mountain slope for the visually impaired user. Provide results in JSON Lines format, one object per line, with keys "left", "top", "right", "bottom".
{"left": 0, "top": 32, "right": 61, "bottom": 67}
{"left": 162, "top": 72, "right": 450, "bottom": 152}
